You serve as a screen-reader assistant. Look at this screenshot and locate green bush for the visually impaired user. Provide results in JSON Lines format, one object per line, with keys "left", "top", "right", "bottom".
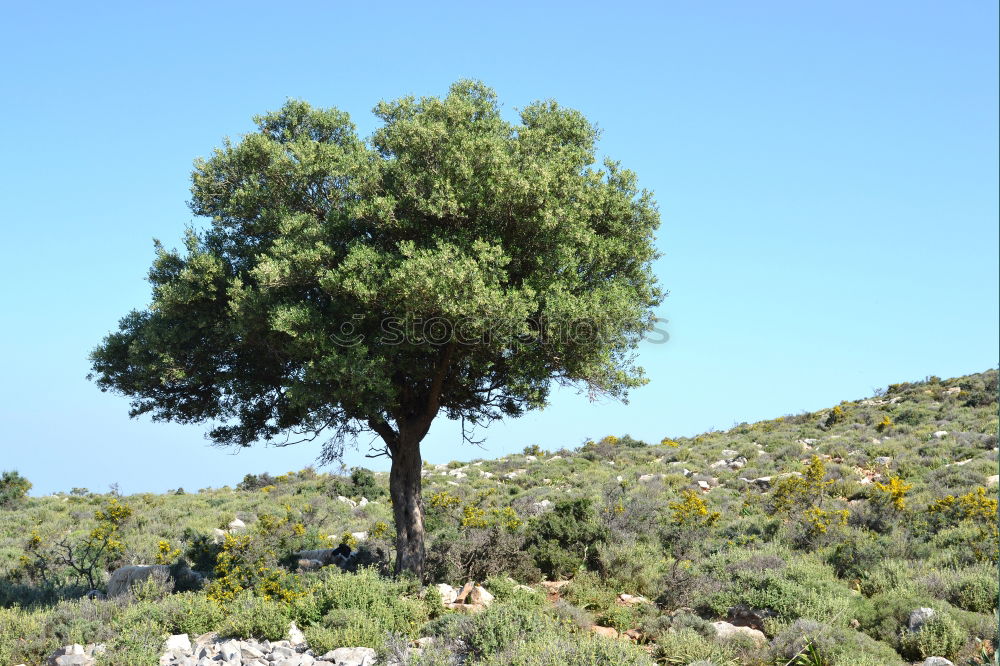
{"left": 0, "top": 471, "right": 31, "bottom": 508}
{"left": 468, "top": 601, "right": 552, "bottom": 657}
{"left": 478, "top": 632, "right": 656, "bottom": 665}
{"left": 770, "top": 618, "right": 905, "bottom": 666}
{"left": 217, "top": 593, "right": 290, "bottom": 640}
{"left": 304, "top": 609, "right": 386, "bottom": 651}
{"left": 898, "top": 612, "right": 965, "bottom": 660}
{"left": 947, "top": 565, "right": 999, "bottom": 613}
{"left": 158, "top": 592, "right": 224, "bottom": 635}
{"left": 524, "top": 498, "right": 607, "bottom": 579}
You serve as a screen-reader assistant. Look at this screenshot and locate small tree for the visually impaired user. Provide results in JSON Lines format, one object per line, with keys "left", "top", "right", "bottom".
{"left": 0, "top": 470, "right": 31, "bottom": 507}
{"left": 89, "top": 81, "right": 662, "bottom": 577}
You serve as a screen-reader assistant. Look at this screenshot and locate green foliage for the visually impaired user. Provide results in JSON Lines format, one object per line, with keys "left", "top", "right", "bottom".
{"left": 898, "top": 612, "right": 966, "bottom": 660}
{"left": 89, "top": 80, "right": 664, "bottom": 575}
{"left": 0, "top": 471, "right": 31, "bottom": 507}
{"left": 217, "top": 592, "right": 291, "bottom": 640}
{"left": 525, "top": 498, "right": 607, "bottom": 578}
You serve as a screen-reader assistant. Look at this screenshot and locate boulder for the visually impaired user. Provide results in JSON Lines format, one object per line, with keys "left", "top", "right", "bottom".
{"left": 337, "top": 496, "right": 357, "bottom": 507}
{"left": 590, "top": 625, "right": 619, "bottom": 639}
{"left": 932, "top": 431, "right": 949, "bottom": 439}
{"left": 358, "top": 497, "right": 369, "bottom": 508}
{"left": 921, "top": 658, "right": 955, "bottom": 666}
{"left": 468, "top": 585, "right": 494, "bottom": 607}
{"left": 987, "top": 475, "right": 999, "bottom": 487}
{"left": 106, "top": 564, "right": 204, "bottom": 598}
{"left": 163, "top": 635, "right": 191, "bottom": 652}
{"left": 321, "top": 647, "right": 377, "bottom": 666}
{"left": 618, "top": 593, "right": 650, "bottom": 605}
{"left": 711, "top": 621, "right": 766, "bottom": 644}
{"left": 908, "top": 607, "right": 936, "bottom": 632}
{"left": 454, "top": 581, "right": 475, "bottom": 603}
{"left": 227, "top": 518, "right": 246, "bottom": 531}
{"left": 288, "top": 621, "right": 306, "bottom": 646}
{"left": 435, "top": 583, "right": 458, "bottom": 604}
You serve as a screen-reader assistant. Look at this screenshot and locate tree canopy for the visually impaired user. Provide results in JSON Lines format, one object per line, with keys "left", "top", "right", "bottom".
{"left": 90, "top": 80, "right": 662, "bottom": 575}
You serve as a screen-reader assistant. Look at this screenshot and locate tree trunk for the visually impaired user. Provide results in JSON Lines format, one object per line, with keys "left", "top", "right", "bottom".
{"left": 389, "top": 435, "right": 425, "bottom": 579}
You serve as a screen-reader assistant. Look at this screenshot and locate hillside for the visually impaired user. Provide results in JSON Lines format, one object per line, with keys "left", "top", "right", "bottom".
{"left": 0, "top": 369, "right": 997, "bottom": 665}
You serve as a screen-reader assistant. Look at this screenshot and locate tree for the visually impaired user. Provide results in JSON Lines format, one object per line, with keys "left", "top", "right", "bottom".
{"left": 90, "top": 81, "right": 662, "bottom": 577}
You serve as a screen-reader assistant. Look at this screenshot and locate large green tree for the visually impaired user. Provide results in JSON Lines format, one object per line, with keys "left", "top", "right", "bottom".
{"left": 90, "top": 81, "right": 662, "bottom": 577}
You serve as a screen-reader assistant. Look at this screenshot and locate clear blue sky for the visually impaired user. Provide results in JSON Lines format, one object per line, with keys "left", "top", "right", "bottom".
{"left": 1, "top": 1, "right": 996, "bottom": 495}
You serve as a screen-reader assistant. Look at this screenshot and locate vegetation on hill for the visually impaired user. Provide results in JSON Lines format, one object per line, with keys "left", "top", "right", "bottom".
{"left": 1, "top": 369, "right": 997, "bottom": 665}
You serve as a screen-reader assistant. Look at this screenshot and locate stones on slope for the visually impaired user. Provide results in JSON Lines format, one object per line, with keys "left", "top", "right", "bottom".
{"left": 148, "top": 629, "right": 382, "bottom": 666}
{"left": 921, "top": 658, "right": 955, "bottom": 666}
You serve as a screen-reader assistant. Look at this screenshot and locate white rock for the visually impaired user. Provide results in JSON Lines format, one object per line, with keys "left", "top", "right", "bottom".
{"left": 697, "top": 480, "right": 711, "bottom": 491}
{"left": 323, "top": 647, "right": 377, "bottom": 666}
{"left": 435, "top": 583, "right": 458, "bottom": 604}
{"left": 525, "top": 455, "right": 537, "bottom": 462}
{"left": 288, "top": 621, "right": 306, "bottom": 646}
{"left": 987, "top": 475, "right": 999, "bottom": 487}
{"left": 358, "top": 497, "right": 369, "bottom": 507}
{"left": 337, "top": 496, "right": 357, "bottom": 507}
{"left": 711, "top": 621, "right": 766, "bottom": 644}
{"left": 350, "top": 531, "right": 368, "bottom": 541}
{"left": 921, "top": 658, "right": 955, "bottom": 666}
{"left": 932, "top": 430, "right": 949, "bottom": 439}
{"left": 164, "top": 634, "right": 191, "bottom": 652}
{"left": 228, "top": 518, "right": 246, "bottom": 531}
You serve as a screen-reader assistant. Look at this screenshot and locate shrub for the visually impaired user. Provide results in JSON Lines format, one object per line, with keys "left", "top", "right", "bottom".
{"left": 898, "top": 612, "right": 965, "bottom": 660}
{"left": 467, "top": 601, "right": 551, "bottom": 657}
{"left": 652, "top": 627, "right": 736, "bottom": 665}
{"left": 0, "top": 471, "right": 31, "bottom": 507}
{"left": 770, "top": 618, "right": 905, "bottom": 666}
{"left": 304, "top": 609, "right": 386, "bottom": 651}
{"left": 158, "top": 593, "right": 224, "bottom": 635}
{"left": 947, "top": 565, "right": 998, "bottom": 613}
{"left": 217, "top": 593, "right": 290, "bottom": 640}
{"left": 524, "top": 499, "right": 607, "bottom": 579}
{"left": 478, "top": 632, "right": 656, "bottom": 665}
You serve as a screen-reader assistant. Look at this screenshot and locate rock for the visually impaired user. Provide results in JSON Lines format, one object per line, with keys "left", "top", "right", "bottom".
{"left": 468, "top": 585, "right": 494, "bottom": 606}
{"left": 211, "top": 528, "right": 227, "bottom": 544}
{"left": 590, "top": 625, "right": 619, "bottom": 639}
{"left": 638, "top": 473, "right": 665, "bottom": 482}
{"left": 218, "top": 639, "right": 241, "bottom": 662}
{"left": 164, "top": 634, "right": 191, "bottom": 652}
{"left": 525, "top": 455, "right": 537, "bottom": 461}
{"left": 987, "top": 475, "right": 999, "bottom": 487}
{"left": 697, "top": 480, "right": 711, "bottom": 491}
{"left": 532, "top": 499, "right": 553, "bottom": 512}
{"left": 618, "top": 593, "right": 650, "bottom": 605}
{"left": 414, "top": 637, "right": 436, "bottom": 648}
{"left": 337, "top": 495, "right": 357, "bottom": 507}
{"left": 358, "top": 497, "right": 369, "bottom": 508}
{"left": 435, "top": 583, "right": 458, "bottom": 604}
{"left": 228, "top": 518, "right": 246, "bottom": 531}
{"left": 720, "top": 449, "right": 739, "bottom": 458}
{"left": 908, "top": 607, "right": 936, "bottom": 632}
{"left": 240, "top": 644, "right": 265, "bottom": 660}
{"left": 944, "top": 387, "right": 961, "bottom": 395}
{"left": 288, "top": 621, "right": 306, "bottom": 646}
{"left": 454, "top": 581, "right": 475, "bottom": 604}
{"left": 921, "top": 658, "right": 955, "bottom": 666}
{"left": 874, "top": 456, "right": 892, "bottom": 466}
{"left": 350, "top": 531, "right": 368, "bottom": 541}
{"left": 54, "top": 656, "right": 90, "bottom": 666}
{"left": 711, "top": 621, "right": 767, "bottom": 644}
{"left": 272, "top": 645, "right": 297, "bottom": 659}
{"left": 932, "top": 431, "right": 949, "bottom": 439}
{"left": 322, "top": 647, "right": 377, "bottom": 666}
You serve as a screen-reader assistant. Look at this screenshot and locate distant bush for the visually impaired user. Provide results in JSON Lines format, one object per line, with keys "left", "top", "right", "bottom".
{"left": 0, "top": 471, "right": 31, "bottom": 507}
